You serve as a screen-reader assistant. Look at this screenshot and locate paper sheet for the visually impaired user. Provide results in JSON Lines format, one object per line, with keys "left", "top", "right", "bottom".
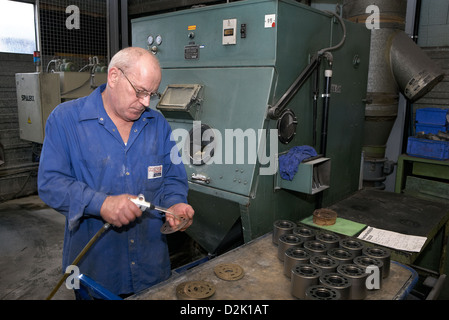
{"left": 357, "top": 226, "right": 427, "bottom": 252}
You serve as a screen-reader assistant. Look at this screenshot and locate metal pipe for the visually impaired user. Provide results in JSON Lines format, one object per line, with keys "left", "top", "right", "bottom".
{"left": 46, "top": 223, "right": 111, "bottom": 300}
{"left": 320, "top": 68, "right": 332, "bottom": 156}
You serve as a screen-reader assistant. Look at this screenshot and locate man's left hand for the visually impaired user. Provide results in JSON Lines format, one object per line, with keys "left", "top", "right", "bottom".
{"left": 166, "top": 203, "right": 194, "bottom": 231}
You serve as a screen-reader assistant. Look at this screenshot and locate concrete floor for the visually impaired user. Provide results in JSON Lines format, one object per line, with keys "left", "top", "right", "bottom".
{"left": 0, "top": 194, "right": 206, "bottom": 300}
{"left": 0, "top": 195, "right": 75, "bottom": 300}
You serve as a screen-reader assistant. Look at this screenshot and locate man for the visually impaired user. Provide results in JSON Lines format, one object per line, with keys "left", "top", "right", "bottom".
{"left": 38, "top": 47, "right": 194, "bottom": 299}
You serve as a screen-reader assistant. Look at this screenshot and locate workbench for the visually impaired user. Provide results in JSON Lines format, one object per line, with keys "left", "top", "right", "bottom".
{"left": 328, "top": 189, "right": 449, "bottom": 275}
{"left": 129, "top": 232, "right": 416, "bottom": 300}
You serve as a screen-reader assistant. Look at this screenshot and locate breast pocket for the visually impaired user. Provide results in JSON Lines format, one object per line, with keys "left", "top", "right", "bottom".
{"left": 143, "top": 155, "right": 164, "bottom": 193}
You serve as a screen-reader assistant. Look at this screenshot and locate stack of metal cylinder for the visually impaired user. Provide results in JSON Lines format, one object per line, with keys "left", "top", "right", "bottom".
{"left": 273, "top": 220, "right": 391, "bottom": 300}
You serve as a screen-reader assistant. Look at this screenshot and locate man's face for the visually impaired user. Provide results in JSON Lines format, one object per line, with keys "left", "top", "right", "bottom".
{"left": 112, "top": 61, "right": 161, "bottom": 122}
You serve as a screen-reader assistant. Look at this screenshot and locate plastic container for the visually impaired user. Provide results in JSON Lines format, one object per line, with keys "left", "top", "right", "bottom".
{"left": 415, "top": 108, "right": 448, "bottom": 126}
{"left": 406, "top": 137, "right": 449, "bottom": 160}
{"left": 415, "top": 123, "right": 448, "bottom": 135}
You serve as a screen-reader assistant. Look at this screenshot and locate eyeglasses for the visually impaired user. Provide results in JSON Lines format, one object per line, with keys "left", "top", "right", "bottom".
{"left": 118, "top": 68, "right": 161, "bottom": 99}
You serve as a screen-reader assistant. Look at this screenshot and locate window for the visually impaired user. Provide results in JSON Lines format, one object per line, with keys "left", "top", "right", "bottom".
{"left": 0, "top": 0, "right": 36, "bottom": 54}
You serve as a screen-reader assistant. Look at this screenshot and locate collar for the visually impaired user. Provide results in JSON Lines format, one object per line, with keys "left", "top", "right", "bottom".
{"left": 78, "top": 83, "right": 156, "bottom": 123}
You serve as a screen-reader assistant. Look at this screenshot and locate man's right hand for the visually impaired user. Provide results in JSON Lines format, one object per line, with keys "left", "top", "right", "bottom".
{"left": 100, "top": 194, "right": 143, "bottom": 227}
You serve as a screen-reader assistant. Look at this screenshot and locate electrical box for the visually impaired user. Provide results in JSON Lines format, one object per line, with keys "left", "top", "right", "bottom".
{"left": 222, "top": 18, "right": 237, "bottom": 45}
{"left": 15, "top": 73, "right": 61, "bottom": 144}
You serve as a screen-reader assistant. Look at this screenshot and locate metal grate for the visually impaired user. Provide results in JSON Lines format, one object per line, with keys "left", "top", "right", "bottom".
{"left": 38, "top": 0, "right": 108, "bottom": 73}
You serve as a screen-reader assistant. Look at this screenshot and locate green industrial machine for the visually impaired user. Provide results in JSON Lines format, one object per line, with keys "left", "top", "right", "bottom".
{"left": 132, "top": 0, "right": 370, "bottom": 254}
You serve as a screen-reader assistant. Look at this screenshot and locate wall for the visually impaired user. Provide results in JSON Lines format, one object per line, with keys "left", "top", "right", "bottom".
{"left": 0, "top": 53, "right": 38, "bottom": 201}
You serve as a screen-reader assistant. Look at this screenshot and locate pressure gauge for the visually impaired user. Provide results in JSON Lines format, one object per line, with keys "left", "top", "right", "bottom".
{"left": 155, "top": 35, "right": 163, "bottom": 45}
{"left": 147, "top": 35, "right": 154, "bottom": 46}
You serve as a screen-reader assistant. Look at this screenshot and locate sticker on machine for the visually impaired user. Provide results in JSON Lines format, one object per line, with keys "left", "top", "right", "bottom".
{"left": 264, "top": 14, "right": 276, "bottom": 28}
{"left": 147, "top": 165, "right": 163, "bottom": 179}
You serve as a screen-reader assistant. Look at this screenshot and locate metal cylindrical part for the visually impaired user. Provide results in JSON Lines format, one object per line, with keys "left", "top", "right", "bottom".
{"left": 291, "top": 264, "right": 322, "bottom": 299}
{"left": 390, "top": 30, "right": 445, "bottom": 102}
{"left": 310, "top": 255, "right": 339, "bottom": 275}
{"left": 327, "top": 247, "right": 355, "bottom": 264}
{"left": 362, "top": 246, "right": 391, "bottom": 278}
{"left": 337, "top": 264, "right": 368, "bottom": 300}
{"left": 305, "top": 285, "right": 341, "bottom": 300}
{"left": 292, "top": 225, "right": 316, "bottom": 242}
{"left": 277, "top": 234, "right": 303, "bottom": 261}
{"left": 319, "top": 273, "right": 351, "bottom": 300}
{"left": 316, "top": 232, "right": 340, "bottom": 249}
{"left": 284, "top": 247, "right": 311, "bottom": 278}
{"left": 272, "top": 220, "right": 296, "bottom": 245}
{"left": 354, "top": 255, "right": 384, "bottom": 289}
{"left": 303, "top": 240, "right": 328, "bottom": 256}
{"left": 339, "top": 238, "right": 364, "bottom": 257}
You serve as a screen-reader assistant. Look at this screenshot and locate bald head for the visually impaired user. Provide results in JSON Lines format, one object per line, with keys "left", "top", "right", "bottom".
{"left": 109, "top": 47, "right": 160, "bottom": 74}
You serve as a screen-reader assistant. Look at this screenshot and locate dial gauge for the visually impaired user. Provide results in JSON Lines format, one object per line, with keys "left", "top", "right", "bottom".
{"left": 155, "top": 35, "right": 163, "bottom": 45}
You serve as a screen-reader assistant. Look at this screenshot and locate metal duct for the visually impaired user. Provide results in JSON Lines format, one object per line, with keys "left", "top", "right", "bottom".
{"left": 390, "top": 30, "right": 445, "bottom": 102}
{"left": 343, "top": 0, "right": 444, "bottom": 189}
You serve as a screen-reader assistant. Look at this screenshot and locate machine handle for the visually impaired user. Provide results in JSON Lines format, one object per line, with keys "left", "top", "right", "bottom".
{"left": 191, "top": 173, "right": 211, "bottom": 184}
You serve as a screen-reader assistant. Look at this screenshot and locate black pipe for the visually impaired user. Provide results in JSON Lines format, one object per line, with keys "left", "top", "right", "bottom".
{"left": 402, "top": 0, "right": 422, "bottom": 154}
{"left": 312, "top": 61, "right": 321, "bottom": 147}
{"left": 320, "top": 68, "right": 332, "bottom": 156}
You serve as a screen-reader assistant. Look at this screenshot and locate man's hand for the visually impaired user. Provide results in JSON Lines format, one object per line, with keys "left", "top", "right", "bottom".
{"left": 166, "top": 203, "right": 194, "bottom": 231}
{"left": 100, "top": 194, "right": 143, "bottom": 227}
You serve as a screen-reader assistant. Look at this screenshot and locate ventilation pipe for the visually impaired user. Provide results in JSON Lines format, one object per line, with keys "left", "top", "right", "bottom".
{"left": 342, "top": 0, "right": 444, "bottom": 189}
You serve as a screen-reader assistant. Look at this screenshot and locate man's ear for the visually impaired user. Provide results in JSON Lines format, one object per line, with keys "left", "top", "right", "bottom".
{"left": 108, "top": 67, "right": 120, "bottom": 88}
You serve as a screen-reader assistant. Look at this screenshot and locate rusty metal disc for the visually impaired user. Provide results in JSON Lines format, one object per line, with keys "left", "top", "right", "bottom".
{"left": 183, "top": 281, "right": 216, "bottom": 299}
{"left": 160, "top": 216, "right": 189, "bottom": 234}
{"left": 214, "top": 263, "right": 244, "bottom": 281}
{"left": 176, "top": 282, "right": 194, "bottom": 300}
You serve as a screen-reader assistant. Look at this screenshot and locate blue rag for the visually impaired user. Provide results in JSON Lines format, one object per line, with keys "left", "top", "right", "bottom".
{"left": 279, "top": 146, "right": 318, "bottom": 181}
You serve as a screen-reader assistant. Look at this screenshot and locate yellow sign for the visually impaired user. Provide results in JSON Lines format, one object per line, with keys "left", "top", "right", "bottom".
{"left": 188, "top": 25, "right": 196, "bottom": 31}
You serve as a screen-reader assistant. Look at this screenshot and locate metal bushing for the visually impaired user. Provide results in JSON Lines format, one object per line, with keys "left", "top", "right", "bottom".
{"left": 337, "top": 264, "right": 368, "bottom": 300}
{"left": 291, "top": 264, "right": 322, "bottom": 299}
{"left": 339, "top": 238, "right": 364, "bottom": 256}
{"left": 303, "top": 240, "right": 328, "bottom": 256}
{"left": 319, "top": 272, "right": 351, "bottom": 300}
{"left": 327, "top": 247, "right": 355, "bottom": 264}
{"left": 310, "top": 254, "right": 339, "bottom": 275}
{"left": 272, "top": 220, "right": 297, "bottom": 245}
{"left": 316, "top": 232, "right": 341, "bottom": 249}
{"left": 292, "top": 225, "right": 316, "bottom": 242}
{"left": 362, "top": 246, "right": 391, "bottom": 278}
{"left": 305, "top": 285, "right": 341, "bottom": 300}
{"left": 354, "top": 255, "right": 384, "bottom": 289}
{"left": 277, "top": 234, "right": 303, "bottom": 261}
{"left": 284, "top": 247, "right": 311, "bottom": 278}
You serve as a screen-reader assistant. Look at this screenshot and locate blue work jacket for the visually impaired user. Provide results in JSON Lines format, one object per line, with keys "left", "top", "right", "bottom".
{"left": 38, "top": 84, "right": 189, "bottom": 296}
